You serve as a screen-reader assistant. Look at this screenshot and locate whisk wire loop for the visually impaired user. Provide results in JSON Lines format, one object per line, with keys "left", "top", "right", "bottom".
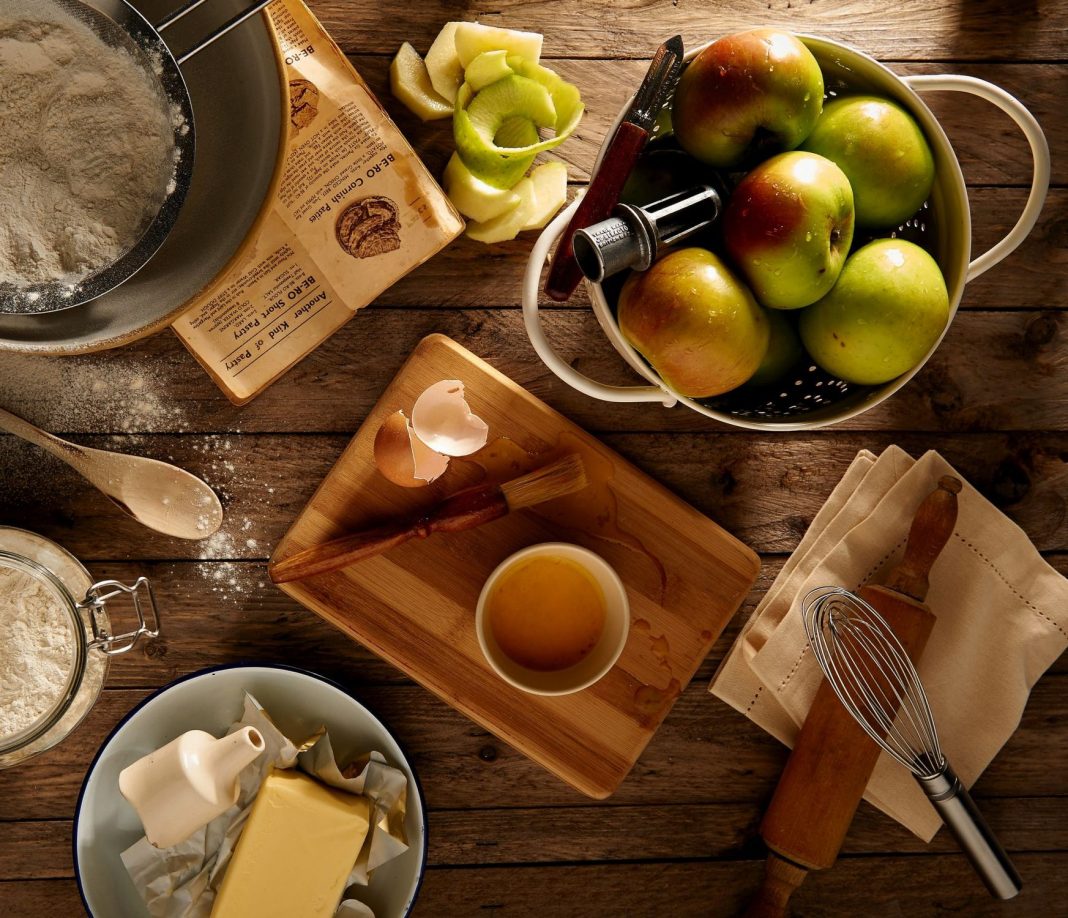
{"left": 803, "top": 589, "right": 1016, "bottom": 896}
{"left": 803, "top": 586, "right": 944, "bottom": 778}
{"left": 801, "top": 585, "right": 1022, "bottom": 900}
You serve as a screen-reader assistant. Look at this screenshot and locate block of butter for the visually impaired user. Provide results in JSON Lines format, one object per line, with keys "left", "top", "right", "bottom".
{"left": 212, "top": 769, "right": 371, "bottom": 918}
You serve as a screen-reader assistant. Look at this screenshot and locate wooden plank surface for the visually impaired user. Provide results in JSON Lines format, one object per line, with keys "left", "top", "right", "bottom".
{"left": 6, "top": 795, "right": 1067, "bottom": 880}
{"left": 0, "top": 0, "right": 1065, "bottom": 915}
{"left": 1, "top": 432, "right": 1065, "bottom": 558}
{"left": 0, "top": 309, "right": 1065, "bottom": 435}
{"left": 4, "top": 853, "right": 1068, "bottom": 918}
{"left": 307, "top": 1, "right": 1068, "bottom": 62}
{"left": 1, "top": 676, "right": 1063, "bottom": 820}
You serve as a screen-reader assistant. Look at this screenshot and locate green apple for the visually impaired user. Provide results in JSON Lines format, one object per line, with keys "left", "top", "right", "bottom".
{"left": 390, "top": 42, "right": 453, "bottom": 121}
{"left": 443, "top": 153, "right": 520, "bottom": 223}
{"left": 800, "top": 239, "right": 950, "bottom": 385}
{"left": 425, "top": 22, "right": 464, "bottom": 103}
{"left": 746, "top": 309, "right": 803, "bottom": 386}
{"left": 454, "top": 22, "right": 543, "bottom": 68}
{"left": 522, "top": 161, "right": 569, "bottom": 230}
{"left": 802, "top": 95, "right": 935, "bottom": 228}
{"left": 453, "top": 76, "right": 553, "bottom": 188}
{"left": 723, "top": 151, "right": 855, "bottom": 310}
{"left": 454, "top": 72, "right": 583, "bottom": 189}
{"left": 671, "top": 29, "right": 824, "bottom": 168}
{"left": 618, "top": 248, "right": 769, "bottom": 398}
{"left": 465, "top": 176, "right": 537, "bottom": 243}
{"left": 465, "top": 50, "right": 514, "bottom": 91}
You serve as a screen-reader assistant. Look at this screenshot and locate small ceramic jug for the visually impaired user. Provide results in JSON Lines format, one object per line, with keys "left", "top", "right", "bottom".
{"left": 119, "top": 725, "right": 265, "bottom": 848}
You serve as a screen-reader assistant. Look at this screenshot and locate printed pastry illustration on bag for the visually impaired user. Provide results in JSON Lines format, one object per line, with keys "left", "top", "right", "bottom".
{"left": 335, "top": 195, "right": 402, "bottom": 258}
{"left": 288, "top": 79, "right": 319, "bottom": 132}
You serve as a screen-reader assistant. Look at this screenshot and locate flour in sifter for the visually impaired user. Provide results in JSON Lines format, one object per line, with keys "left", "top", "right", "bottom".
{"left": 0, "top": 563, "right": 76, "bottom": 740}
{"left": 0, "top": 0, "right": 179, "bottom": 289}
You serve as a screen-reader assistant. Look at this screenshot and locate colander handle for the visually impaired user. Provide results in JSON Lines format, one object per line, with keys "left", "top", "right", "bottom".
{"left": 904, "top": 75, "right": 1050, "bottom": 283}
{"left": 523, "top": 196, "right": 678, "bottom": 406}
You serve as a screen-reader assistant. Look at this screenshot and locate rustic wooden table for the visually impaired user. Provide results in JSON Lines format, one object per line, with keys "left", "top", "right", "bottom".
{"left": 1, "top": 1, "right": 1065, "bottom": 915}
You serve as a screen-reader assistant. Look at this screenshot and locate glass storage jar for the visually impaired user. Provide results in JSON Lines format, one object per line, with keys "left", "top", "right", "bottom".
{"left": 0, "top": 527, "right": 159, "bottom": 769}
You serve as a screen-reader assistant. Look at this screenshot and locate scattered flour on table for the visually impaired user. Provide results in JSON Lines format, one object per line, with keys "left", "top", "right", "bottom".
{"left": 0, "top": 353, "right": 190, "bottom": 432}
{"left": 0, "top": 0, "right": 179, "bottom": 288}
{"left": 0, "top": 368, "right": 277, "bottom": 605}
{"left": 0, "top": 564, "right": 75, "bottom": 739}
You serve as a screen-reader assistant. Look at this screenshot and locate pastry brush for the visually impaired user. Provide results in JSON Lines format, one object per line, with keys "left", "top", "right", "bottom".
{"left": 269, "top": 454, "right": 587, "bottom": 583}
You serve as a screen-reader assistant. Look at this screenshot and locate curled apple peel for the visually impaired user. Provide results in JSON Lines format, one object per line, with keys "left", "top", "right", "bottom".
{"left": 391, "top": 22, "right": 582, "bottom": 242}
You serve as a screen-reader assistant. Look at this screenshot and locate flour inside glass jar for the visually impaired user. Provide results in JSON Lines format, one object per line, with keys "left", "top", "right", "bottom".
{"left": 0, "top": 564, "right": 76, "bottom": 741}
{"left": 0, "top": 0, "right": 179, "bottom": 291}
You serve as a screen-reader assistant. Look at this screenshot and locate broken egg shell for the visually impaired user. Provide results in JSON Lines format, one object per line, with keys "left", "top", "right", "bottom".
{"left": 373, "top": 410, "right": 450, "bottom": 488}
{"left": 411, "top": 380, "right": 490, "bottom": 457}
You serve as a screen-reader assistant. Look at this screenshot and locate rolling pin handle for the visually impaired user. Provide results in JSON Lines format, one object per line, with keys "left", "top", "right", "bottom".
{"left": 884, "top": 476, "right": 962, "bottom": 602}
{"left": 744, "top": 853, "right": 808, "bottom": 918}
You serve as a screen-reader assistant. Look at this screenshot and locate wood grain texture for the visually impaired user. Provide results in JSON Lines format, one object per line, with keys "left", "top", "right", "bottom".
{"left": 5, "top": 853, "right": 1068, "bottom": 918}
{"left": 305, "top": 0, "right": 1068, "bottom": 61}
{"left": 0, "top": 1, "right": 1064, "bottom": 913}
{"left": 1, "top": 432, "right": 1064, "bottom": 559}
{"left": 270, "top": 335, "right": 759, "bottom": 798}
{"left": 0, "top": 309, "right": 1064, "bottom": 436}
{"left": 411, "top": 854, "right": 1068, "bottom": 916}
{"left": 4, "top": 796, "right": 1067, "bottom": 882}
{"left": 17, "top": 555, "right": 1062, "bottom": 690}
{"left": 2, "top": 676, "right": 1062, "bottom": 822}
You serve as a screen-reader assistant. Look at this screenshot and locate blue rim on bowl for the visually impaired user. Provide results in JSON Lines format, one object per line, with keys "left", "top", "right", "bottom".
{"left": 72, "top": 663, "right": 428, "bottom": 917}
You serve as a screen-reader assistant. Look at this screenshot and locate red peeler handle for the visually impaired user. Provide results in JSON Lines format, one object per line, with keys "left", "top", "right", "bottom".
{"left": 543, "top": 121, "right": 649, "bottom": 302}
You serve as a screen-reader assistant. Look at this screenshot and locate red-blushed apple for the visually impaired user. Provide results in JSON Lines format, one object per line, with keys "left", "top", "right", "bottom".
{"left": 799, "top": 239, "right": 949, "bottom": 385}
{"left": 618, "top": 248, "right": 769, "bottom": 398}
{"left": 723, "top": 151, "right": 855, "bottom": 310}
{"left": 671, "top": 29, "right": 824, "bottom": 169}
{"left": 802, "top": 95, "right": 935, "bottom": 228}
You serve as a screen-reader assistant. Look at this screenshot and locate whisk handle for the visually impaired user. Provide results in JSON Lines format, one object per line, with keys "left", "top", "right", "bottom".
{"left": 919, "top": 766, "right": 1022, "bottom": 900}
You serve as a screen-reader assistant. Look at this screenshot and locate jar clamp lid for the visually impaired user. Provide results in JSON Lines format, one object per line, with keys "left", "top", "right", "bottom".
{"left": 0, "top": 529, "right": 161, "bottom": 768}
{"left": 81, "top": 576, "right": 161, "bottom": 657}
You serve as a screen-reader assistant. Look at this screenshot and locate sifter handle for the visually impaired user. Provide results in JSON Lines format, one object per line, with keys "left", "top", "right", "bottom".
{"left": 158, "top": 0, "right": 276, "bottom": 65}
{"left": 918, "top": 765, "right": 1022, "bottom": 900}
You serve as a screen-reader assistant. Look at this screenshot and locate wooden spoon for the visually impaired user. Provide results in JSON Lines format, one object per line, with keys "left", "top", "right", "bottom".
{"left": 0, "top": 406, "right": 223, "bottom": 540}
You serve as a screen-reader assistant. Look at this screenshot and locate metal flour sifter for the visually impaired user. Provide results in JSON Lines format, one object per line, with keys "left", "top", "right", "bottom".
{"left": 0, "top": 0, "right": 274, "bottom": 315}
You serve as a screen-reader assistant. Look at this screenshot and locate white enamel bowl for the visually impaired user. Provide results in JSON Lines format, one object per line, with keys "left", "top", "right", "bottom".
{"left": 523, "top": 35, "right": 1050, "bottom": 430}
{"left": 73, "top": 665, "right": 427, "bottom": 917}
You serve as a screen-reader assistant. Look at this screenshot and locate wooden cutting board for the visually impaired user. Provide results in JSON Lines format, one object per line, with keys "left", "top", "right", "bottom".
{"left": 270, "top": 335, "right": 759, "bottom": 798}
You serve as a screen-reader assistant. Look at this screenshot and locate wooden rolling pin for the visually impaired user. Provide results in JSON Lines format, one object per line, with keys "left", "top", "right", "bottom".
{"left": 746, "top": 475, "right": 962, "bottom": 917}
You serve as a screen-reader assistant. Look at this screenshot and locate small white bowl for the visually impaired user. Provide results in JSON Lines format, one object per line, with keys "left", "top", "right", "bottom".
{"left": 475, "top": 542, "right": 629, "bottom": 696}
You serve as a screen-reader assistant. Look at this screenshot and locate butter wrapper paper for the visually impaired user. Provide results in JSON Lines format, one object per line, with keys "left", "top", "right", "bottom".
{"left": 120, "top": 693, "right": 408, "bottom": 917}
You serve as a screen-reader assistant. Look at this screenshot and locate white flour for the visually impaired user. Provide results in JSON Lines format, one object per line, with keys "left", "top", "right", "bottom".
{"left": 0, "top": 564, "right": 75, "bottom": 740}
{"left": 0, "top": 0, "right": 178, "bottom": 288}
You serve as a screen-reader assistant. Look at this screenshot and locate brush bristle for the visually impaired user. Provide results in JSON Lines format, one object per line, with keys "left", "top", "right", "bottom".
{"left": 501, "top": 454, "right": 587, "bottom": 510}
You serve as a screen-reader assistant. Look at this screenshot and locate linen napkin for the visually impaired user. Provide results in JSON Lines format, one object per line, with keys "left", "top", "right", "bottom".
{"left": 711, "top": 446, "right": 1068, "bottom": 840}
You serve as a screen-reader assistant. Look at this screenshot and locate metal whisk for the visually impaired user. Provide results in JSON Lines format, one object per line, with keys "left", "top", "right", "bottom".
{"left": 802, "top": 586, "right": 1022, "bottom": 900}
